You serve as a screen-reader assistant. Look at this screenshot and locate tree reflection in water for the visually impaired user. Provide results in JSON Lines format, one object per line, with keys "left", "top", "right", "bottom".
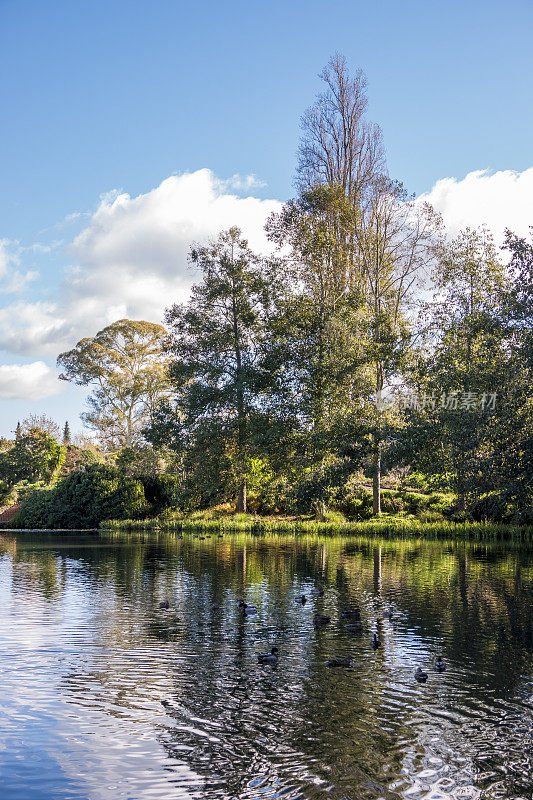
{"left": 0, "top": 531, "right": 531, "bottom": 799}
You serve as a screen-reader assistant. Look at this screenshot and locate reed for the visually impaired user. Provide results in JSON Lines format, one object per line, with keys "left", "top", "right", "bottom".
{"left": 100, "top": 516, "right": 533, "bottom": 541}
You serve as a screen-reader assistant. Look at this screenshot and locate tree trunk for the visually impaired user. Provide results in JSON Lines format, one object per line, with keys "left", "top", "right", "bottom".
{"left": 231, "top": 276, "right": 247, "bottom": 516}
{"left": 372, "top": 439, "right": 381, "bottom": 516}
{"left": 373, "top": 361, "right": 383, "bottom": 516}
{"left": 236, "top": 476, "right": 247, "bottom": 513}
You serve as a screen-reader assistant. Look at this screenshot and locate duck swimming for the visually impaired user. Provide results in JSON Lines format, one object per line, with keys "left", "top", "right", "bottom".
{"left": 382, "top": 607, "right": 394, "bottom": 619}
{"left": 326, "top": 655, "right": 352, "bottom": 667}
{"left": 345, "top": 620, "right": 363, "bottom": 633}
{"left": 415, "top": 667, "right": 428, "bottom": 683}
{"left": 158, "top": 601, "right": 170, "bottom": 610}
{"left": 313, "top": 613, "right": 331, "bottom": 626}
{"left": 342, "top": 609, "right": 361, "bottom": 621}
{"left": 257, "top": 647, "right": 278, "bottom": 665}
{"left": 298, "top": 595, "right": 307, "bottom": 604}
{"left": 435, "top": 655, "right": 446, "bottom": 672}
{"left": 372, "top": 633, "right": 381, "bottom": 649}
{"left": 238, "top": 600, "right": 258, "bottom": 615}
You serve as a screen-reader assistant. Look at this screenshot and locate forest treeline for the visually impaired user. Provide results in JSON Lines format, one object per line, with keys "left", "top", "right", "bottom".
{"left": 2, "top": 55, "right": 532, "bottom": 529}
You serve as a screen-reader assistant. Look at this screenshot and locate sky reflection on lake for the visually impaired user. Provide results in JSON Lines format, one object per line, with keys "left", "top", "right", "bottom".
{"left": 0, "top": 532, "right": 532, "bottom": 799}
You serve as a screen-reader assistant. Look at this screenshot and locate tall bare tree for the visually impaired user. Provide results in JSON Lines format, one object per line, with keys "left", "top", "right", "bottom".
{"left": 297, "top": 53, "right": 385, "bottom": 203}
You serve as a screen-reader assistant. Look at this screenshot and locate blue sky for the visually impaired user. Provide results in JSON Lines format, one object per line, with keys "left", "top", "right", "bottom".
{"left": 1, "top": 0, "right": 532, "bottom": 437}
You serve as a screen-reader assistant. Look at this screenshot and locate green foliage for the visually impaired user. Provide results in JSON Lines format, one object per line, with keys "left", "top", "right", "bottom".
{"left": 468, "top": 491, "right": 513, "bottom": 523}
{"left": 0, "top": 427, "right": 64, "bottom": 487}
{"left": 255, "top": 476, "right": 291, "bottom": 515}
{"left": 57, "top": 319, "right": 170, "bottom": 449}
{"left": 14, "top": 463, "right": 149, "bottom": 529}
{"left": 146, "top": 228, "right": 279, "bottom": 512}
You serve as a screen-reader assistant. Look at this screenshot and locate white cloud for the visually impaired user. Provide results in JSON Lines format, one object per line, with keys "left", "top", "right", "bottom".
{"left": 0, "top": 169, "right": 281, "bottom": 357}
{"left": 0, "top": 239, "right": 39, "bottom": 294}
{"left": 0, "top": 362, "right": 62, "bottom": 401}
{"left": 216, "top": 173, "right": 268, "bottom": 191}
{"left": 419, "top": 168, "right": 533, "bottom": 243}
{"left": 1, "top": 166, "right": 533, "bottom": 362}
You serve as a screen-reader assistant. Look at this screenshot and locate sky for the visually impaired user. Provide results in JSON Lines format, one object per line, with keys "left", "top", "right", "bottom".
{"left": 1, "top": 0, "right": 532, "bottom": 437}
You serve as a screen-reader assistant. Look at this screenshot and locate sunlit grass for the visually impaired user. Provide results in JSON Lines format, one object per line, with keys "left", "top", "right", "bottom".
{"left": 100, "top": 514, "right": 533, "bottom": 541}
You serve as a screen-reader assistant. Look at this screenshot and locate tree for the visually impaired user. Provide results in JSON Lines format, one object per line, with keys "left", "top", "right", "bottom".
{"left": 265, "top": 186, "right": 373, "bottom": 458}
{"left": 402, "top": 228, "right": 511, "bottom": 513}
{"left": 62, "top": 422, "right": 71, "bottom": 446}
{"left": 297, "top": 53, "right": 384, "bottom": 214}
{"left": 148, "top": 228, "right": 273, "bottom": 512}
{"left": 0, "top": 426, "right": 64, "bottom": 486}
{"left": 57, "top": 319, "right": 171, "bottom": 449}
{"left": 20, "top": 414, "right": 60, "bottom": 441}
{"left": 353, "top": 179, "right": 440, "bottom": 513}
{"left": 295, "top": 54, "right": 440, "bottom": 514}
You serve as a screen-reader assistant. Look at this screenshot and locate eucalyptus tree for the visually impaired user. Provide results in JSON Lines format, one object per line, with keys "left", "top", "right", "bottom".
{"left": 57, "top": 319, "right": 170, "bottom": 449}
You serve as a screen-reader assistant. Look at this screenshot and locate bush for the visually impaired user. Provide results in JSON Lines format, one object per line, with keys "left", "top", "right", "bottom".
{"left": 380, "top": 490, "right": 405, "bottom": 514}
{"left": 141, "top": 474, "right": 180, "bottom": 513}
{"left": 255, "top": 476, "right": 290, "bottom": 514}
{"left": 468, "top": 491, "right": 513, "bottom": 522}
{"left": 427, "top": 492, "right": 455, "bottom": 516}
{"left": 401, "top": 491, "right": 430, "bottom": 514}
{"left": 13, "top": 463, "right": 148, "bottom": 529}
{"left": 338, "top": 488, "right": 373, "bottom": 520}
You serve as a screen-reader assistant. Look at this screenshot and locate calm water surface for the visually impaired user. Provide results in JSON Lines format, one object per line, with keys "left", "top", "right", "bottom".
{"left": 0, "top": 532, "right": 532, "bottom": 800}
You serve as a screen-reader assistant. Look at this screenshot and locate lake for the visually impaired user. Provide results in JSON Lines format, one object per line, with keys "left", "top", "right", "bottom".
{"left": 0, "top": 531, "right": 531, "bottom": 800}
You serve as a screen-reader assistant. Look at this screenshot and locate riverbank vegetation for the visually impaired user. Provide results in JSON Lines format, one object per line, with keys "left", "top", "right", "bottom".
{"left": 3, "top": 55, "right": 532, "bottom": 532}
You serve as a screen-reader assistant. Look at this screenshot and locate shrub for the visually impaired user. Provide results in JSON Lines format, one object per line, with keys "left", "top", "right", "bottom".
{"left": 338, "top": 488, "right": 373, "bottom": 520}
{"left": 13, "top": 463, "right": 148, "bottom": 529}
{"left": 255, "top": 476, "right": 290, "bottom": 514}
{"left": 468, "top": 491, "right": 513, "bottom": 522}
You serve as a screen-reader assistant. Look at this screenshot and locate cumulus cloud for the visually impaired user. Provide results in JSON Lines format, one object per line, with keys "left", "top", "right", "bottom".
{"left": 1, "top": 166, "right": 532, "bottom": 362}
{"left": 0, "top": 169, "right": 281, "bottom": 358}
{"left": 216, "top": 173, "right": 268, "bottom": 191}
{"left": 0, "top": 239, "right": 39, "bottom": 294}
{"left": 419, "top": 168, "right": 533, "bottom": 243}
{"left": 0, "top": 361, "right": 62, "bottom": 401}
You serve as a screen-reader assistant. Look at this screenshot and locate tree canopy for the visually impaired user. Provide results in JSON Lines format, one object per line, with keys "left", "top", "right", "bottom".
{"left": 57, "top": 319, "right": 170, "bottom": 449}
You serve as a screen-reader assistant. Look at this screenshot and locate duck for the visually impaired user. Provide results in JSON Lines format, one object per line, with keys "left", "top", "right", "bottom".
{"left": 345, "top": 620, "right": 363, "bottom": 633}
{"left": 382, "top": 606, "right": 394, "bottom": 620}
{"left": 326, "top": 655, "right": 352, "bottom": 668}
{"left": 238, "top": 600, "right": 258, "bottom": 615}
{"left": 158, "top": 601, "right": 170, "bottom": 610}
{"left": 313, "top": 613, "right": 331, "bottom": 627}
{"left": 342, "top": 609, "right": 361, "bottom": 621}
{"left": 372, "top": 633, "right": 381, "bottom": 649}
{"left": 257, "top": 646, "right": 279, "bottom": 665}
{"left": 435, "top": 655, "right": 446, "bottom": 672}
{"left": 415, "top": 667, "right": 428, "bottom": 683}
{"left": 310, "top": 586, "right": 325, "bottom": 597}
{"left": 298, "top": 595, "right": 307, "bottom": 604}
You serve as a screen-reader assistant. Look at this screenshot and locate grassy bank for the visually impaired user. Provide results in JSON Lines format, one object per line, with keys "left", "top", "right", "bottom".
{"left": 100, "top": 514, "right": 533, "bottom": 541}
